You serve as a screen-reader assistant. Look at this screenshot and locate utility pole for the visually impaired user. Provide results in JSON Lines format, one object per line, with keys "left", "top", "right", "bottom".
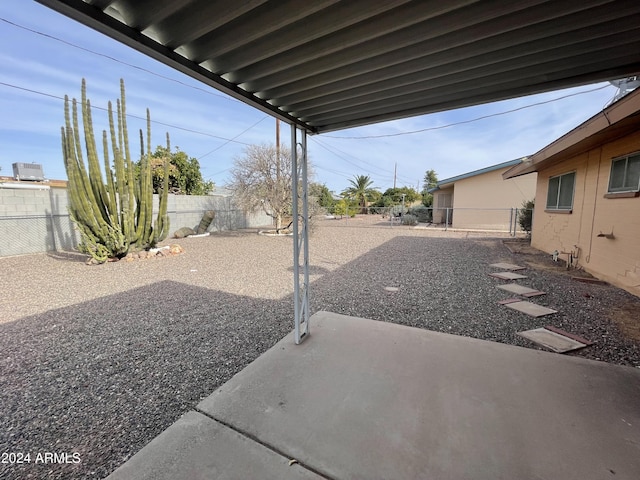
{"left": 393, "top": 162, "right": 397, "bottom": 189}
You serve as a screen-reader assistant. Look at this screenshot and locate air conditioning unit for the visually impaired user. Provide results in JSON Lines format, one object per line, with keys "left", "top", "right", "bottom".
{"left": 12, "top": 162, "right": 45, "bottom": 181}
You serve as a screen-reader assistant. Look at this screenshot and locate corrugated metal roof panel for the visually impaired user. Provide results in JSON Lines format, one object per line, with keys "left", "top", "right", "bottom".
{"left": 37, "top": 0, "right": 640, "bottom": 133}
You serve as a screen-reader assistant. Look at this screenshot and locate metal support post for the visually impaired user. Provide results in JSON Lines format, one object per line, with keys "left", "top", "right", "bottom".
{"left": 292, "top": 126, "right": 310, "bottom": 344}
{"left": 445, "top": 208, "right": 449, "bottom": 231}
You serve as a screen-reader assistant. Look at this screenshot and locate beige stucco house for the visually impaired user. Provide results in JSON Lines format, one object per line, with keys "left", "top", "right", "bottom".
{"left": 430, "top": 159, "right": 537, "bottom": 230}
{"left": 504, "top": 88, "right": 640, "bottom": 298}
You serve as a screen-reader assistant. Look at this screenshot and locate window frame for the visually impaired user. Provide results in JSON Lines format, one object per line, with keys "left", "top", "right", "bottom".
{"left": 545, "top": 171, "right": 576, "bottom": 212}
{"left": 607, "top": 152, "right": 640, "bottom": 195}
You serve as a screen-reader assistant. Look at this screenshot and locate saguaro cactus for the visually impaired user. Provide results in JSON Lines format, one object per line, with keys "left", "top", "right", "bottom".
{"left": 61, "top": 79, "right": 169, "bottom": 263}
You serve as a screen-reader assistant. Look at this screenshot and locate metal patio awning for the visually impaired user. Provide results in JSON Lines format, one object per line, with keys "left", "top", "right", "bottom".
{"left": 37, "top": 0, "right": 640, "bottom": 134}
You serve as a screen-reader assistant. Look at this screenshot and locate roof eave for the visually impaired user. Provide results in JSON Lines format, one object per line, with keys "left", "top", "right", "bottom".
{"left": 504, "top": 88, "right": 640, "bottom": 179}
{"left": 435, "top": 157, "right": 528, "bottom": 188}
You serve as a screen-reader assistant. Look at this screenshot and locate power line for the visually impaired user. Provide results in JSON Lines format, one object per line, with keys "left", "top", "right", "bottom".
{"left": 207, "top": 167, "right": 233, "bottom": 177}
{"left": 0, "top": 81, "right": 253, "bottom": 145}
{"left": 0, "top": 17, "right": 238, "bottom": 103}
{"left": 1, "top": 16, "right": 616, "bottom": 145}
{"left": 313, "top": 137, "right": 396, "bottom": 176}
{"left": 198, "top": 116, "right": 268, "bottom": 160}
{"left": 313, "top": 164, "right": 360, "bottom": 180}
{"left": 311, "top": 140, "right": 389, "bottom": 182}
{"left": 311, "top": 137, "right": 416, "bottom": 186}
{"left": 323, "top": 84, "right": 613, "bottom": 139}
{"left": 314, "top": 162, "right": 411, "bottom": 191}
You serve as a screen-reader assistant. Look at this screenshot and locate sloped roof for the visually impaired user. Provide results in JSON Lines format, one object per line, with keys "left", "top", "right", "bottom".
{"left": 37, "top": 0, "right": 640, "bottom": 134}
{"left": 430, "top": 157, "right": 527, "bottom": 192}
{"left": 504, "top": 87, "right": 640, "bottom": 178}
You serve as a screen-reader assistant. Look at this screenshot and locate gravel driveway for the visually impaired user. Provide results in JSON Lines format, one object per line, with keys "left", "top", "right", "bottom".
{"left": 1, "top": 218, "right": 639, "bottom": 479}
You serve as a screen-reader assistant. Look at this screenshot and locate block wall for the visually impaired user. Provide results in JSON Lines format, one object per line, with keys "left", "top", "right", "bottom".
{"left": 0, "top": 188, "right": 272, "bottom": 257}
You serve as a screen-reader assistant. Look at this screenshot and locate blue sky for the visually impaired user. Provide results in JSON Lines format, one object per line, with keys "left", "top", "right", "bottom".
{"left": 0, "top": 1, "right": 623, "bottom": 194}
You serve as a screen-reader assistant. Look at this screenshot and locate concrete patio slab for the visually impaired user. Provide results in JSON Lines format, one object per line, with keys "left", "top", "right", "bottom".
{"left": 193, "top": 311, "right": 640, "bottom": 480}
{"left": 517, "top": 327, "right": 588, "bottom": 353}
{"left": 504, "top": 301, "right": 558, "bottom": 317}
{"left": 489, "top": 262, "right": 526, "bottom": 270}
{"left": 497, "top": 283, "right": 545, "bottom": 296}
{"left": 489, "top": 271, "right": 528, "bottom": 280}
{"left": 106, "top": 410, "right": 324, "bottom": 480}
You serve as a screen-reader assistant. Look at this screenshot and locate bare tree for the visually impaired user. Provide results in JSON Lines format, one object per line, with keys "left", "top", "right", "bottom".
{"left": 228, "top": 143, "right": 313, "bottom": 231}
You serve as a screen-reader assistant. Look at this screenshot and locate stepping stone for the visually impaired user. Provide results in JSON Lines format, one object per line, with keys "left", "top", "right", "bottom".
{"left": 497, "top": 298, "right": 521, "bottom": 305}
{"left": 504, "top": 301, "right": 557, "bottom": 317}
{"left": 489, "top": 271, "right": 528, "bottom": 280}
{"left": 544, "top": 326, "right": 594, "bottom": 346}
{"left": 496, "top": 283, "right": 545, "bottom": 296}
{"left": 521, "top": 290, "right": 546, "bottom": 298}
{"left": 489, "top": 262, "right": 526, "bottom": 271}
{"left": 517, "top": 327, "right": 587, "bottom": 353}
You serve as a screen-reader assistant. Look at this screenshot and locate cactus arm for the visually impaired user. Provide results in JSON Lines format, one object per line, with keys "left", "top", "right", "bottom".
{"left": 153, "top": 132, "right": 171, "bottom": 244}
{"left": 118, "top": 81, "right": 137, "bottom": 244}
{"left": 103, "top": 130, "right": 118, "bottom": 226}
{"left": 81, "top": 82, "right": 109, "bottom": 223}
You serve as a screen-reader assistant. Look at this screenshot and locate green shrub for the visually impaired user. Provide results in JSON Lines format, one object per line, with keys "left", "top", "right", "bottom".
{"left": 332, "top": 199, "right": 348, "bottom": 217}
{"left": 402, "top": 214, "right": 418, "bottom": 225}
{"left": 409, "top": 205, "right": 432, "bottom": 223}
{"left": 518, "top": 200, "right": 534, "bottom": 236}
{"left": 389, "top": 205, "right": 405, "bottom": 217}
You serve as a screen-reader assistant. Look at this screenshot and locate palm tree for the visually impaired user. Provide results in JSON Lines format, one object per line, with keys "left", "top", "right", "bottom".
{"left": 342, "top": 175, "right": 377, "bottom": 214}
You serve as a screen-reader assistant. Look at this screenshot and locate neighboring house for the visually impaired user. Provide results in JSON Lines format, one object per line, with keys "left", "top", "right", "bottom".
{"left": 504, "top": 88, "right": 640, "bottom": 298}
{"left": 429, "top": 159, "right": 537, "bottom": 230}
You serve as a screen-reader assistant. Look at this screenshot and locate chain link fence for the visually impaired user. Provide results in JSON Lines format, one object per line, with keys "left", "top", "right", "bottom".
{"left": 0, "top": 214, "right": 73, "bottom": 257}
{"left": 0, "top": 185, "right": 272, "bottom": 257}
{"left": 0, "top": 207, "right": 265, "bottom": 258}
{"left": 322, "top": 205, "right": 533, "bottom": 235}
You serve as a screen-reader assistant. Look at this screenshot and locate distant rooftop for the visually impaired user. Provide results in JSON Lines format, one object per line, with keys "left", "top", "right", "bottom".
{"left": 0, "top": 176, "right": 68, "bottom": 188}
{"left": 430, "top": 158, "right": 529, "bottom": 192}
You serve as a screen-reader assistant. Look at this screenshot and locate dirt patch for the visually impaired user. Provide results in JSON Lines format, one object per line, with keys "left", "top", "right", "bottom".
{"left": 503, "top": 240, "right": 540, "bottom": 255}
{"left": 610, "top": 303, "right": 640, "bottom": 342}
{"left": 474, "top": 239, "right": 502, "bottom": 248}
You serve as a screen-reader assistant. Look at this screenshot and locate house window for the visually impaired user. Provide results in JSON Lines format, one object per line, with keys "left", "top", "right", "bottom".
{"left": 608, "top": 153, "right": 640, "bottom": 193}
{"left": 546, "top": 172, "right": 575, "bottom": 211}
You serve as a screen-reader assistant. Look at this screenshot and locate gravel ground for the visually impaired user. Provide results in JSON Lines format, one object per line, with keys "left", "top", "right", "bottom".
{"left": 1, "top": 217, "right": 639, "bottom": 479}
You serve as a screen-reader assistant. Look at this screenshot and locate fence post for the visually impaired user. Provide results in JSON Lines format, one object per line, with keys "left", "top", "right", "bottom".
{"left": 445, "top": 208, "right": 449, "bottom": 231}
{"left": 47, "top": 187, "right": 58, "bottom": 251}
{"left": 508, "top": 208, "right": 514, "bottom": 236}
